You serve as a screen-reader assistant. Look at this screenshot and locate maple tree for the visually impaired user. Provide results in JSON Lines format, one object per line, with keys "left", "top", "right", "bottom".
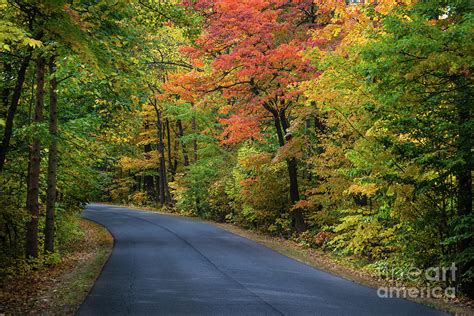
{"left": 175, "top": 0, "right": 342, "bottom": 232}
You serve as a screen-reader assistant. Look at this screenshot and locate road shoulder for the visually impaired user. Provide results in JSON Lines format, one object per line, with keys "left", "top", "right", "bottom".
{"left": 0, "top": 219, "right": 113, "bottom": 315}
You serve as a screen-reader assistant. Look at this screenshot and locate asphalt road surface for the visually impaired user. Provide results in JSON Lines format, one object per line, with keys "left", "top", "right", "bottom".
{"left": 78, "top": 204, "right": 446, "bottom": 315}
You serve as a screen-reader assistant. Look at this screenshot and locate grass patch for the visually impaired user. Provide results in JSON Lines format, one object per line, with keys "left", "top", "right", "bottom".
{"left": 54, "top": 219, "right": 113, "bottom": 314}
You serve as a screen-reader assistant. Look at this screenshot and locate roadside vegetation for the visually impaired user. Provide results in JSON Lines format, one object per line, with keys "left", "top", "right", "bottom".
{"left": 0, "top": 219, "right": 112, "bottom": 314}
{"left": 1, "top": 0, "right": 472, "bottom": 310}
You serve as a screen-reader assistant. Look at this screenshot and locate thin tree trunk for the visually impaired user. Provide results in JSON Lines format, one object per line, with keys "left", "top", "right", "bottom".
{"left": 278, "top": 110, "right": 300, "bottom": 204}
{"left": 173, "top": 134, "right": 178, "bottom": 174}
{"left": 44, "top": 57, "right": 58, "bottom": 253}
{"left": 158, "top": 112, "right": 166, "bottom": 204}
{"left": 143, "top": 143, "right": 155, "bottom": 199}
{"left": 192, "top": 115, "right": 197, "bottom": 162}
{"left": 1, "top": 62, "right": 12, "bottom": 115}
{"left": 303, "top": 118, "right": 312, "bottom": 181}
{"left": 154, "top": 106, "right": 169, "bottom": 205}
{"left": 165, "top": 118, "right": 175, "bottom": 179}
{"left": 176, "top": 120, "right": 189, "bottom": 167}
{"left": 165, "top": 181, "right": 172, "bottom": 205}
{"left": 154, "top": 175, "right": 160, "bottom": 203}
{"left": 25, "top": 56, "right": 45, "bottom": 258}
{"left": 0, "top": 49, "right": 32, "bottom": 172}
{"left": 136, "top": 175, "right": 141, "bottom": 192}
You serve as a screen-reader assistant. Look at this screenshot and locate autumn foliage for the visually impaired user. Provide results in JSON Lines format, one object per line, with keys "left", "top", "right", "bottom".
{"left": 1, "top": 0, "right": 473, "bottom": 300}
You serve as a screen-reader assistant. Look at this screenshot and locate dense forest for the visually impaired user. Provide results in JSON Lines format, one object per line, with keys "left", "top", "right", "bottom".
{"left": 1, "top": 0, "right": 472, "bottom": 299}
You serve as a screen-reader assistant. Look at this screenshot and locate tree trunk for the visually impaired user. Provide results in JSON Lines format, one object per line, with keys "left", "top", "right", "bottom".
{"left": 192, "top": 115, "right": 197, "bottom": 162}
{"left": 265, "top": 100, "right": 306, "bottom": 233}
{"left": 143, "top": 143, "right": 155, "bottom": 199}
{"left": 264, "top": 103, "right": 306, "bottom": 233}
{"left": 173, "top": 134, "right": 178, "bottom": 175}
{"left": 44, "top": 57, "right": 58, "bottom": 253}
{"left": 278, "top": 109, "right": 305, "bottom": 233}
{"left": 165, "top": 118, "right": 175, "bottom": 179}
{"left": 176, "top": 120, "right": 189, "bottom": 167}
{"left": 158, "top": 112, "right": 166, "bottom": 204}
{"left": 272, "top": 111, "right": 285, "bottom": 147}
{"left": 1, "top": 62, "right": 12, "bottom": 115}
{"left": 303, "top": 118, "right": 312, "bottom": 181}
{"left": 25, "top": 56, "right": 45, "bottom": 258}
{"left": 136, "top": 175, "right": 142, "bottom": 192}
{"left": 154, "top": 175, "right": 160, "bottom": 203}
{"left": 0, "top": 49, "right": 32, "bottom": 172}
{"left": 154, "top": 107, "right": 169, "bottom": 205}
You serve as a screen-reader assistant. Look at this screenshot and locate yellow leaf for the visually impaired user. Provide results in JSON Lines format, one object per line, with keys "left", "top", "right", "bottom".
{"left": 24, "top": 38, "right": 43, "bottom": 48}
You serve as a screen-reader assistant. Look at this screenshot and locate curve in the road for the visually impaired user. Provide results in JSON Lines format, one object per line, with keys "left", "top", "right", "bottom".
{"left": 78, "top": 204, "right": 446, "bottom": 316}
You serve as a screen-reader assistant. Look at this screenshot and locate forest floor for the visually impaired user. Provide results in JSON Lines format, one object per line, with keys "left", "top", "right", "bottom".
{"left": 0, "top": 219, "right": 112, "bottom": 315}
{"left": 110, "top": 202, "right": 474, "bottom": 315}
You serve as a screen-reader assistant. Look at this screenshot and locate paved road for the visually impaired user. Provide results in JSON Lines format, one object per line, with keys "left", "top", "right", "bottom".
{"left": 78, "top": 204, "right": 445, "bottom": 315}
